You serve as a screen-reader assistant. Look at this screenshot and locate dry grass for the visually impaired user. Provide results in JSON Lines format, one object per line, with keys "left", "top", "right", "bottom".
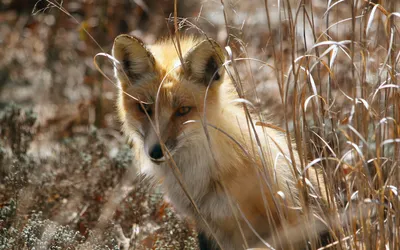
{"left": 1, "top": 0, "right": 399, "bottom": 249}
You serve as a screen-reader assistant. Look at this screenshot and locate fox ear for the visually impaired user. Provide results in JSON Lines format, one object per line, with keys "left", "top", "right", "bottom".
{"left": 112, "top": 34, "right": 156, "bottom": 86}
{"left": 184, "top": 39, "right": 225, "bottom": 86}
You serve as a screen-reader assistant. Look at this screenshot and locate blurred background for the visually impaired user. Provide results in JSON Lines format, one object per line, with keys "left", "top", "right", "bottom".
{"left": 0, "top": 0, "right": 399, "bottom": 249}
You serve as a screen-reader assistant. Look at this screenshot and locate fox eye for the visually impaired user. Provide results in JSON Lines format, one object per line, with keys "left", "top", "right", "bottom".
{"left": 176, "top": 106, "right": 192, "bottom": 117}
{"left": 137, "top": 103, "right": 152, "bottom": 115}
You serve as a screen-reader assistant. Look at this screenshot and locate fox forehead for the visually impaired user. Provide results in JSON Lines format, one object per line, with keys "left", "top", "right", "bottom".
{"left": 114, "top": 35, "right": 225, "bottom": 111}
{"left": 121, "top": 37, "right": 209, "bottom": 105}
{"left": 148, "top": 36, "right": 201, "bottom": 74}
{"left": 124, "top": 75, "right": 206, "bottom": 108}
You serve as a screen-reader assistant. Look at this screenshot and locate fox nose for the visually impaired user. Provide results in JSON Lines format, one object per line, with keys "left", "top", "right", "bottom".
{"left": 149, "top": 144, "right": 163, "bottom": 160}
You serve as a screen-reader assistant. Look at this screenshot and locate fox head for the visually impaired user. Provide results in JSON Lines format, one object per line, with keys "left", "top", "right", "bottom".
{"left": 112, "top": 35, "right": 226, "bottom": 164}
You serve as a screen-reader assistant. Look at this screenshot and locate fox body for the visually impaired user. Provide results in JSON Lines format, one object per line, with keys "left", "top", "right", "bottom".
{"left": 112, "top": 35, "right": 326, "bottom": 249}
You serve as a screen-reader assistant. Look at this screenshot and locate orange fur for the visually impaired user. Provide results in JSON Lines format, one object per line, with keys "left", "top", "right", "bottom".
{"left": 112, "top": 34, "right": 327, "bottom": 249}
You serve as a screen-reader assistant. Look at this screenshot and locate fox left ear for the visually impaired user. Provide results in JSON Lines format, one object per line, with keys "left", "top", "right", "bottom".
{"left": 112, "top": 34, "right": 156, "bottom": 86}
{"left": 183, "top": 39, "right": 225, "bottom": 87}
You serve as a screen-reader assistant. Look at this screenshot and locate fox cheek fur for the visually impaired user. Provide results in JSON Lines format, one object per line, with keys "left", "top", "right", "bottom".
{"left": 112, "top": 34, "right": 327, "bottom": 250}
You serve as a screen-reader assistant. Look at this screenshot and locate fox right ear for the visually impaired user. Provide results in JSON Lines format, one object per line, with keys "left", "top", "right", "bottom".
{"left": 112, "top": 34, "right": 156, "bottom": 86}
{"left": 184, "top": 39, "right": 225, "bottom": 87}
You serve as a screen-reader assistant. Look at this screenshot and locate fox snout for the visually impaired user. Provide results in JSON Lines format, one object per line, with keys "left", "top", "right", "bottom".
{"left": 145, "top": 140, "right": 176, "bottom": 163}
{"left": 143, "top": 119, "right": 177, "bottom": 163}
{"left": 148, "top": 144, "right": 163, "bottom": 160}
{"left": 144, "top": 132, "right": 167, "bottom": 163}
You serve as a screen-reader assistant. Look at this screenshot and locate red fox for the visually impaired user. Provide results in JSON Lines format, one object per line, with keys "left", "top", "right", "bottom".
{"left": 112, "top": 34, "right": 327, "bottom": 249}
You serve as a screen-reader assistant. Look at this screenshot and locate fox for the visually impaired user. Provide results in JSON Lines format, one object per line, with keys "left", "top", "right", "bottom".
{"left": 111, "top": 34, "right": 328, "bottom": 249}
